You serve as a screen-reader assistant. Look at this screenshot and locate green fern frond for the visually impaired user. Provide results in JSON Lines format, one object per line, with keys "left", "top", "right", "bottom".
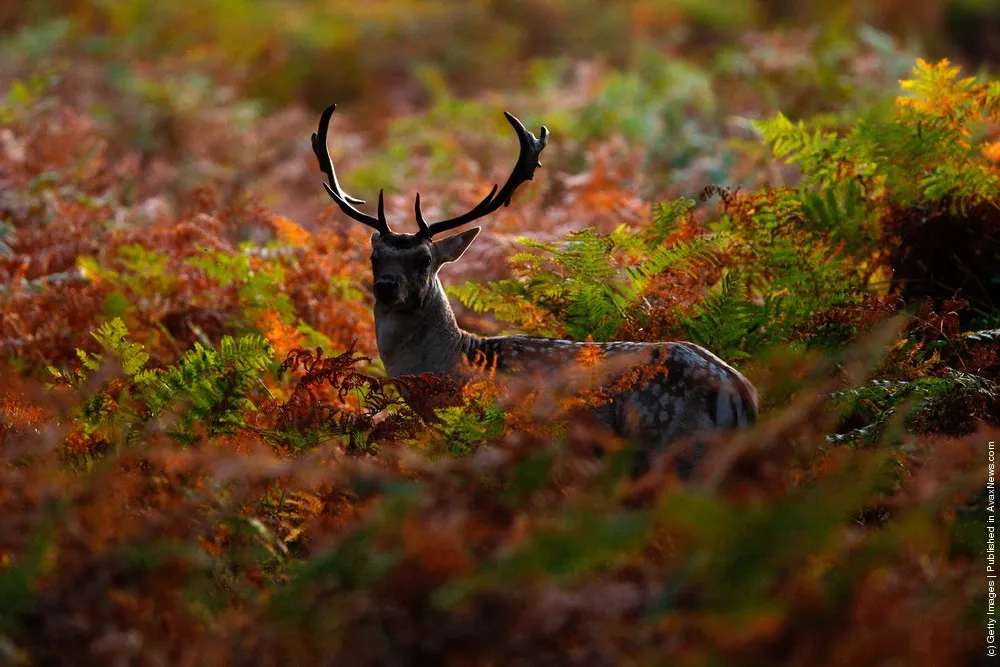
{"left": 57, "top": 318, "right": 274, "bottom": 447}
{"left": 758, "top": 59, "right": 1000, "bottom": 206}
{"left": 681, "top": 271, "right": 778, "bottom": 360}
{"left": 452, "top": 200, "right": 723, "bottom": 341}
{"left": 90, "top": 317, "right": 150, "bottom": 377}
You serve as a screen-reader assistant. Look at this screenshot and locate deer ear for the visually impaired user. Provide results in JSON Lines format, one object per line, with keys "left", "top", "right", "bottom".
{"left": 433, "top": 227, "right": 481, "bottom": 264}
{"left": 370, "top": 230, "right": 381, "bottom": 243}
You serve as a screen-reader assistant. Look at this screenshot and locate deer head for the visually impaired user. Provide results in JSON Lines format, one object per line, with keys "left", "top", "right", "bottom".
{"left": 311, "top": 104, "right": 548, "bottom": 313}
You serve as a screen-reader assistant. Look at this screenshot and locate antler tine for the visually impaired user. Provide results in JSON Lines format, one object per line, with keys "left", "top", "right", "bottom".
{"left": 415, "top": 192, "right": 428, "bottom": 235}
{"left": 312, "top": 104, "right": 390, "bottom": 234}
{"left": 417, "top": 111, "right": 548, "bottom": 238}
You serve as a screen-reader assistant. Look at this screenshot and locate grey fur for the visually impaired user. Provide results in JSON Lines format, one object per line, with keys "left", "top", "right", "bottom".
{"left": 368, "top": 228, "right": 759, "bottom": 474}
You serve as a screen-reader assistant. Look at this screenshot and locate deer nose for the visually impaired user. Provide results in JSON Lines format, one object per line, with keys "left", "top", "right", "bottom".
{"left": 374, "top": 280, "right": 400, "bottom": 303}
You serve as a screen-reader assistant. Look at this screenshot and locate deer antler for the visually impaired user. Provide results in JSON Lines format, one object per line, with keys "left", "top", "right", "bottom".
{"left": 314, "top": 105, "right": 547, "bottom": 237}
{"left": 415, "top": 111, "right": 548, "bottom": 238}
{"left": 312, "top": 104, "right": 391, "bottom": 234}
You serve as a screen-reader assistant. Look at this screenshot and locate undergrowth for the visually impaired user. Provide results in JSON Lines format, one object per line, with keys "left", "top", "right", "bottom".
{"left": 0, "top": 29, "right": 994, "bottom": 667}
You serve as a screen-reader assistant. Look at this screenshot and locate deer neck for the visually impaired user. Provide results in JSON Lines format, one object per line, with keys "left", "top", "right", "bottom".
{"left": 374, "top": 276, "right": 474, "bottom": 378}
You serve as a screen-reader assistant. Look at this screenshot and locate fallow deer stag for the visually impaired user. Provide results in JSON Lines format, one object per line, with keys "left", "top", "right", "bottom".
{"left": 312, "top": 104, "right": 758, "bottom": 473}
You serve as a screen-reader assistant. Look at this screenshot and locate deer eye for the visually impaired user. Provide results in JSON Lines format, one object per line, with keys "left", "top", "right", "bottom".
{"left": 417, "top": 254, "right": 432, "bottom": 269}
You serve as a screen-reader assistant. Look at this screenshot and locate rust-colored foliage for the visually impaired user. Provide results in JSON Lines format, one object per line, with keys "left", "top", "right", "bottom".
{"left": 793, "top": 293, "right": 906, "bottom": 345}
{"left": 269, "top": 343, "right": 461, "bottom": 453}
{"left": 0, "top": 19, "right": 992, "bottom": 666}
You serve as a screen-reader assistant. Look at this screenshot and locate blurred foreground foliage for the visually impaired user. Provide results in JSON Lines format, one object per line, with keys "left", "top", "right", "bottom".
{"left": 0, "top": 3, "right": 997, "bottom": 664}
